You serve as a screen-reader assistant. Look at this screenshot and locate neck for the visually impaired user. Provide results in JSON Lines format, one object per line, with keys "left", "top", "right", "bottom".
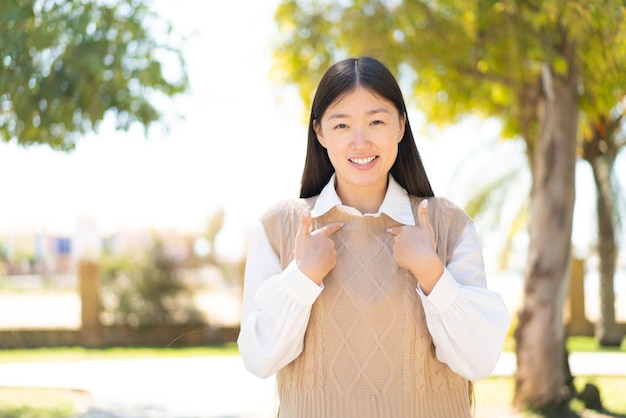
{"left": 336, "top": 180, "right": 387, "bottom": 214}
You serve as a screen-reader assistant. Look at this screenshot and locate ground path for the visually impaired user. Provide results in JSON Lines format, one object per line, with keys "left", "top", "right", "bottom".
{"left": 0, "top": 352, "right": 624, "bottom": 418}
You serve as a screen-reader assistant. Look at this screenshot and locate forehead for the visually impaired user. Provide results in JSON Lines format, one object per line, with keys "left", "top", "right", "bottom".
{"left": 325, "top": 86, "right": 396, "bottom": 115}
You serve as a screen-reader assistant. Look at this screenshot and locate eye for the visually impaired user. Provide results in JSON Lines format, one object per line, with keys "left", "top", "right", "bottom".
{"left": 371, "top": 120, "right": 384, "bottom": 126}
{"left": 333, "top": 123, "right": 348, "bottom": 129}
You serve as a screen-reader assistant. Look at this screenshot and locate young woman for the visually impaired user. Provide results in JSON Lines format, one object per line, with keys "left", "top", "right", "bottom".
{"left": 237, "top": 56, "right": 510, "bottom": 418}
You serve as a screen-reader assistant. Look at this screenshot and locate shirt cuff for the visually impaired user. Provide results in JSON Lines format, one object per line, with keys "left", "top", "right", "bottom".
{"left": 417, "top": 268, "right": 460, "bottom": 314}
{"left": 280, "top": 260, "right": 323, "bottom": 307}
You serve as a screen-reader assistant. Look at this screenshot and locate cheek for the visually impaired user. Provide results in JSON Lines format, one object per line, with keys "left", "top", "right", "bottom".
{"left": 321, "top": 138, "right": 344, "bottom": 156}
{"left": 387, "top": 141, "right": 400, "bottom": 161}
{"left": 325, "top": 144, "right": 343, "bottom": 164}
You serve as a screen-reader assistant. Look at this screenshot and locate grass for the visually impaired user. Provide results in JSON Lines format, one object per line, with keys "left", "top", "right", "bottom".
{"left": 565, "top": 336, "right": 626, "bottom": 352}
{"left": 0, "top": 387, "right": 90, "bottom": 418}
{"left": 1, "top": 336, "right": 621, "bottom": 364}
{"left": 0, "top": 342, "right": 239, "bottom": 364}
{"left": 475, "top": 376, "right": 626, "bottom": 417}
{"left": 502, "top": 336, "right": 626, "bottom": 353}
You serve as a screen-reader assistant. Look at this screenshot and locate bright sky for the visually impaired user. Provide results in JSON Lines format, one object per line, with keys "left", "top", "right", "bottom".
{"left": 0, "top": 0, "right": 306, "bottom": 259}
{"left": 0, "top": 0, "right": 623, "bottom": 261}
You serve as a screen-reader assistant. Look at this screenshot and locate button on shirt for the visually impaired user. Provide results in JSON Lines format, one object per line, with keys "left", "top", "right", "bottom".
{"left": 237, "top": 175, "right": 510, "bottom": 381}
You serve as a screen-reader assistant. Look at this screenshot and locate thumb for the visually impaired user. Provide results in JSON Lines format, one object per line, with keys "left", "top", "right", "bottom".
{"left": 418, "top": 199, "right": 429, "bottom": 227}
{"left": 298, "top": 209, "right": 312, "bottom": 236}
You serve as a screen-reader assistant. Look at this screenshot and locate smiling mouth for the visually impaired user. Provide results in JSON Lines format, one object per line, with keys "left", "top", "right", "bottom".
{"left": 349, "top": 156, "right": 377, "bottom": 165}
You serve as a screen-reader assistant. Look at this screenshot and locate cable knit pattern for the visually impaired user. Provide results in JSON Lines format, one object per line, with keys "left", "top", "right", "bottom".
{"left": 261, "top": 197, "right": 472, "bottom": 418}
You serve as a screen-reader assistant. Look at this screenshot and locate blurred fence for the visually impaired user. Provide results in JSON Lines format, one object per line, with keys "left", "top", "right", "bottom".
{"left": 0, "top": 262, "right": 241, "bottom": 349}
{"left": 0, "top": 273, "right": 76, "bottom": 290}
{"left": 1, "top": 259, "right": 624, "bottom": 349}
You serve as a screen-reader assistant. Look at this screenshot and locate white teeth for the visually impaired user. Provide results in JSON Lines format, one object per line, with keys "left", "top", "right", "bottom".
{"left": 350, "top": 156, "right": 376, "bottom": 165}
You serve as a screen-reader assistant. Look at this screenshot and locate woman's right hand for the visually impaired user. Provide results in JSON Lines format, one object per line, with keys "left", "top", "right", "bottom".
{"left": 294, "top": 210, "right": 343, "bottom": 285}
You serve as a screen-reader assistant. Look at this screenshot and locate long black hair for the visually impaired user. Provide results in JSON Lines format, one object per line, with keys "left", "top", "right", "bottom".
{"left": 300, "top": 56, "right": 434, "bottom": 199}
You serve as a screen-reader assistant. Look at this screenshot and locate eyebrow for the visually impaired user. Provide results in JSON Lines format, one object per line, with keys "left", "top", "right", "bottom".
{"left": 326, "top": 107, "right": 392, "bottom": 120}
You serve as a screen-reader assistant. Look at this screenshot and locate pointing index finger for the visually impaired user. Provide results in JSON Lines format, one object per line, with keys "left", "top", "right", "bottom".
{"left": 417, "top": 199, "right": 429, "bottom": 226}
{"left": 386, "top": 226, "right": 400, "bottom": 236}
{"left": 318, "top": 221, "right": 344, "bottom": 236}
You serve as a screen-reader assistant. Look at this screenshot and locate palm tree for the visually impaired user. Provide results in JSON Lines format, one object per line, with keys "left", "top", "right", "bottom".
{"left": 452, "top": 112, "right": 625, "bottom": 347}
{"left": 448, "top": 131, "right": 530, "bottom": 271}
{"left": 581, "top": 109, "right": 625, "bottom": 346}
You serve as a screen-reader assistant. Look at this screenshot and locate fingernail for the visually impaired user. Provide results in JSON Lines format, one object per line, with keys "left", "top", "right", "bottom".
{"left": 421, "top": 200, "right": 428, "bottom": 208}
{"left": 303, "top": 209, "right": 310, "bottom": 217}
{"left": 386, "top": 228, "right": 391, "bottom": 233}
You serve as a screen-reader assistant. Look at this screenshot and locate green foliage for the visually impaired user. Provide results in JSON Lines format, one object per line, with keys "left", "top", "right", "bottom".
{"left": 273, "top": 1, "right": 626, "bottom": 409}
{"left": 0, "top": 0, "right": 188, "bottom": 151}
{"left": 273, "top": 0, "right": 626, "bottom": 143}
{"left": 100, "top": 238, "right": 202, "bottom": 327}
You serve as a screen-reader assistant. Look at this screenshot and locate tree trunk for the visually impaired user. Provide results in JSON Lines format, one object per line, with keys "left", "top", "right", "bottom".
{"left": 590, "top": 153, "right": 623, "bottom": 346}
{"left": 514, "top": 52, "right": 578, "bottom": 409}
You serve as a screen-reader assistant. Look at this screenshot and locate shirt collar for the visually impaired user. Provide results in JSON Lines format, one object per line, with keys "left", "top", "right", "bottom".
{"left": 311, "top": 173, "right": 416, "bottom": 226}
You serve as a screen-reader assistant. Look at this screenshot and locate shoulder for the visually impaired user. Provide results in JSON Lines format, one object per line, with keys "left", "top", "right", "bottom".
{"left": 260, "top": 198, "right": 311, "bottom": 223}
{"left": 408, "top": 196, "right": 472, "bottom": 223}
{"left": 258, "top": 198, "right": 313, "bottom": 260}
{"left": 433, "top": 197, "right": 472, "bottom": 222}
{"left": 259, "top": 197, "right": 317, "bottom": 238}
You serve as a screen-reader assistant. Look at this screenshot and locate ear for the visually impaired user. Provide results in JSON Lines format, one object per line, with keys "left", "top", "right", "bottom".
{"left": 313, "top": 119, "right": 327, "bottom": 148}
{"left": 398, "top": 113, "right": 406, "bottom": 142}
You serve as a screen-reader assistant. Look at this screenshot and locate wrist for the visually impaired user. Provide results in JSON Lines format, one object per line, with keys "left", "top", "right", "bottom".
{"left": 296, "top": 260, "right": 324, "bottom": 285}
{"left": 412, "top": 259, "right": 443, "bottom": 296}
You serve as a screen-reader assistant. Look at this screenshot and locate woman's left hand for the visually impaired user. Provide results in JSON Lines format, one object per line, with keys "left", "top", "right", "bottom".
{"left": 387, "top": 199, "right": 443, "bottom": 295}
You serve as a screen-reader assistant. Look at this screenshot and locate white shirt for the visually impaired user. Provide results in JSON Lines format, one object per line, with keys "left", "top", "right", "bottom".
{"left": 238, "top": 175, "right": 510, "bottom": 381}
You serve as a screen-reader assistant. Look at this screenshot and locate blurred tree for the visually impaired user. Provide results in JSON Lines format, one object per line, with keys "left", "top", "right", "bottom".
{"left": 581, "top": 110, "right": 625, "bottom": 347}
{"left": 100, "top": 237, "right": 202, "bottom": 327}
{"left": 204, "top": 207, "right": 225, "bottom": 264}
{"left": 201, "top": 208, "right": 246, "bottom": 288}
{"left": 459, "top": 110, "right": 626, "bottom": 349}
{"left": 0, "top": 0, "right": 187, "bottom": 151}
{"left": 273, "top": 0, "right": 626, "bottom": 411}
{"left": 458, "top": 143, "right": 530, "bottom": 271}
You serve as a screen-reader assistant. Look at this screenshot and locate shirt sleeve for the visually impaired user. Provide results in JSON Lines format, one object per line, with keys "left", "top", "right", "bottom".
{"left": 237, "top": 222, "right": 322, "bottom": 378}
{"left": 417, "top": 223, "right": 511, "bottom": 381}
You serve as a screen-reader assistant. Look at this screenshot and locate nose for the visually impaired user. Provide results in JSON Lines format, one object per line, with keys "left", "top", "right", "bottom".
{"left": 351, "top": 127, "right": 369, "bottom": 149}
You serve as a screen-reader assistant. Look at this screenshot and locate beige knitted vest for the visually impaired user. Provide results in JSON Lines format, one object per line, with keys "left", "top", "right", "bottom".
{"left": 261, "top": 196, "right": 472, "bottom": 418}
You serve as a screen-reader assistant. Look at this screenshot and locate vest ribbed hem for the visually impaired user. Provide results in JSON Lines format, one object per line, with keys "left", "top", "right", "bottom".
{"left": 277, "top": 389, "right": 472, "bottom": 418}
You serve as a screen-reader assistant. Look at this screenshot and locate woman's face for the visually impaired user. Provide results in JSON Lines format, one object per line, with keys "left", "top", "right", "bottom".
{"left": 314, "top": 86, "right": 405, "bottom": 206}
